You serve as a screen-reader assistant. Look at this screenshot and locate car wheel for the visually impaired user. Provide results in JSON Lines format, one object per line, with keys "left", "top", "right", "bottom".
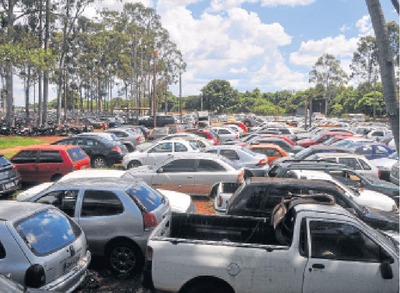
{"left": 51, "top": 174, "right": 63, "bottom": 182}
{"left": 183, "top": 280, "right": 233, "bottom": 293}
{"left": 106, "top": 240, "right": 143, "bottom": 275}
{"left": 92, "top": 156, "right": 108, "bottom": 168}
{"left": 127, "top": 160, "right": 141, "bottom": 169}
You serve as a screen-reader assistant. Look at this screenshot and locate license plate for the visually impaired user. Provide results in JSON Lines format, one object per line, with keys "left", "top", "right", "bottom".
{"left": 64, "top": 255, "right": 79, "bottom": 272}
{"left": 3, "top": 181, "right": 15, "bottom": 190}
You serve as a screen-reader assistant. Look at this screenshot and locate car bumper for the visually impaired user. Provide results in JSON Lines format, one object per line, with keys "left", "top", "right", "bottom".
{"left": 0, "top": 177, "right": 21, "bottom": 195}
{"left": 41, "top": 250, "right": 91, "bottom": 293}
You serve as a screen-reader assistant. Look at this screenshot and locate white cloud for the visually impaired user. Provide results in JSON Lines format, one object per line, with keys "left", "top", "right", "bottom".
{"left": 260, "top": 0, "right": 315, "bottom": 7}
{"left": 289, "top": 35, "right": 358, "bottom": 67}
{"left": 229, "top": 67, "right": 248, "bottom": 74}
{"left": 340, "top": 24, "right": 351, "bottom": 33}
{"left": 356, "top": 14, "right": 374, "bottom": 36}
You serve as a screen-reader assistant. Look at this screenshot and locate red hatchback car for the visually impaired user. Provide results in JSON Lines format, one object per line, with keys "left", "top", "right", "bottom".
{"left": 10, "top": 145, "right": 90, "bottom": 183}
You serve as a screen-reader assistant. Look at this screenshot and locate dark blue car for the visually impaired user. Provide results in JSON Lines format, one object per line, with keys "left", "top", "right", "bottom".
{"left": 351, "top": 143, "right": 394, "bottom": 160}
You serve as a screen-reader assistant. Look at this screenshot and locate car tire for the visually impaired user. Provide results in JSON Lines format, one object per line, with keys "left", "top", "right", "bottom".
{"left": 127, "top": 160, "right": 141, "bottom": 169}
{"left": 106, "top": 240, "right": 143, "bottom": 275}
{"left": 92, "top": 156, "right": 108, "bottom": 168}
{"left": 51, "top": 174, "right": 63, "bottom": 182}
{"left": 183, "top": 280, "right": 233, "bottom": 293}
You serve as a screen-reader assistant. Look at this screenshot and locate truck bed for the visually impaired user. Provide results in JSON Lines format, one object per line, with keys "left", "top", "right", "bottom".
{"left": 168, "top": 213, "right": 278, "bottom": 245}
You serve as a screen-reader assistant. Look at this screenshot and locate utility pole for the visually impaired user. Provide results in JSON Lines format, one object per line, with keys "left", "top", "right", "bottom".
{"left": 152, "top": 50, "right": 158, "bottom": 128}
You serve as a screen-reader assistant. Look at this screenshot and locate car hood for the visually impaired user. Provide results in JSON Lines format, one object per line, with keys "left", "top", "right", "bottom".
{"left": 123, "top": 165, "right": 154, "bottom": 176}
{"left": 355, "top": 189, "right": 397, "bottom": 212}
{"left": 16, "top": 182, "right": 54, "bottom": 201}
{"left": 157, "top": 189, "right": 194, "bottom": 213}
{"left": 363, "top": 207, "right": 399, "bottom": 231}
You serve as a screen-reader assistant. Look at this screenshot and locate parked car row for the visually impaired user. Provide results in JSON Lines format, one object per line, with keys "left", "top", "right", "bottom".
{"left": 0, "top": 115, "right": 398, "bottom": 292}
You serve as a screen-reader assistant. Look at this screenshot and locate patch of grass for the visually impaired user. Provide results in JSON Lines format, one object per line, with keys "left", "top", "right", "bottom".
{"left": 0, "top": 137, "right": 44, "bottom": 150}
{"left": 3, "top": 150, "right": 19, "bottom": 159}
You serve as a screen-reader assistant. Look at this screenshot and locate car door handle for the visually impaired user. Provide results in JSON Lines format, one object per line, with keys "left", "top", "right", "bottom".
{"left": 186, "top": 177, "right": 193, "bottom": 179}
{"left": 312, "top": 264, "right": 325, "bottom": 269}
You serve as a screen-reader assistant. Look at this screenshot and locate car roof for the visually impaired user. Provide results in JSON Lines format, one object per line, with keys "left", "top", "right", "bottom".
{"left": 14, "top": 144, "right": 81, "bottom": 151}
{"left": 0, "top": 201, "right": 50, "bottom": 222}
{"left": 245, "top": 177, "right": 339, "bottom": 190}
{"left": 312, "top": 153, "right": 368, "bottom": 159}
{"left": 249, "top": 143, "right": 283, "bottom": 149}
{"left": 170, "top": 152, "right": 221, "bottom": 160}
{"left": 52, "top": 177, "right": 143, "bottom": 189}
{"left": 289, "top": 170, "right": 333, "bottom": 180}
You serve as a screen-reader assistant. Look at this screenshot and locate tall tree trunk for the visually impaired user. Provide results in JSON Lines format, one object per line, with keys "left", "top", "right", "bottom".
{"left": 25, "top": 67, "right": 31, "bottom": 119}
{"left": 42, "top": 0, "right": 50, "bottom": 125}
{"left": 5, "top": 0, "right": 14, "bottom": 127}
{"left": 365, "top": 0, "right": 399, "bottom": 153}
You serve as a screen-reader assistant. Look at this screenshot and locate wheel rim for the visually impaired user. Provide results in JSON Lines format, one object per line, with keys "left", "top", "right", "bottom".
{"left": 110, "top": 246, "right": 136, "bottom": 274}
{"left": 128, "top": 161, "right": 140, "bottom": 169}
{"left": 93, "top": 157, "right": 106, "bottom": 168}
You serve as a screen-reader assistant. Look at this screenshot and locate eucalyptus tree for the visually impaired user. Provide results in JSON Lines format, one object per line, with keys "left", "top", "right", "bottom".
{"left": 365, "top": 0, "right": 399, "bottom": 153}
{"left": 309, "top": 53, "right": 348, "bottom": 116}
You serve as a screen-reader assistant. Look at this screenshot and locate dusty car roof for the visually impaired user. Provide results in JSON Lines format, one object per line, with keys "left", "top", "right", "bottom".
{"left": 0, "top": 201, "right": 50, "bottom": 222}
{"left": 14, "top": 144, "right": 81, "bottom": 151}
{"left": 51, "top": 177, "right": 143, "bottom": 189}
{"left": 245, "top": 177, "right": 340, "bottom": 191}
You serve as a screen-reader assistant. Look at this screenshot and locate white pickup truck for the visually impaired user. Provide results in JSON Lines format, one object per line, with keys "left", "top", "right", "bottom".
{"left": 143, "top": 198, "right": 399, "bottom": 293}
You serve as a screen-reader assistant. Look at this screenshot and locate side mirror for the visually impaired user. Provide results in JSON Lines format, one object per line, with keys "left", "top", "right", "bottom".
{"left": 380, "top": 261, "right": 393, "bottom": 279}
{"left": 157, "top": 168, "right": 164, "bottom": 173}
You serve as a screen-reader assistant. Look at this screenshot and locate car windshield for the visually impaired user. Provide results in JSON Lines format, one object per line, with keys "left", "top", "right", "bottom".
{"left": 389, "top": 152, "right": 398, "bottom": 160}
{"left": 240, "top": 147, "right": 258, "bottom": 157}
{"left": 219, "top": 155, "right": 240, "bottom": 169}
{"left": 15, "top": 209, "right": 81, "bottom": 256}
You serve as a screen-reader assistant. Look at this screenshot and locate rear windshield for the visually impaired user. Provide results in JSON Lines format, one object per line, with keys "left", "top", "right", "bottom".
{"left": 67, "top": 148, "right": 89, "bottom": 162}
{"left": 15, "top": 209, "right": 81, "bottom": 256}
{"left": 126, "top": 183, "right": 165, "bottom": 211}
{"left": 0, "top": 156, "right": 12, "bottom": 168}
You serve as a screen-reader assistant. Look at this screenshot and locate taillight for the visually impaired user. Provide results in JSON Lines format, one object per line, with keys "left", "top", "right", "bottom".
{"left": 145, "top": 246, "right": 153, "bottom": 262}
{"left": 256, "top": 159, "right": 267, "bottom": 166}
{"left": 236, "top": 133, "right": 239, "bottom": 139}
{"left": 112, "top": 146, "right": 123, "bottom": 154}
{"left": 142, "top": 212, "right": 157, "bottom": 230}
{"left": 237, "top": 171, "right": 244, "bottom": 184}
{"left": 136, "top": 136, "right": 142, "bottom": 142}
{"left": 378, "top": 169, "right": 381, "bottom": 179}
{"left": 25, "top": 264, "right": 46, "bottom": 288}
{"left": 217, "top": 195, "right": 222, "bottom": 207}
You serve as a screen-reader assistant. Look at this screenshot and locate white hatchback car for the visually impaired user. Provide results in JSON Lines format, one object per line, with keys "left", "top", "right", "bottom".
{"left": 0, "top": 201, "right": 91, "bottom": 291}
{"left": 122, "top": 139, "right": 200, "bottom": 169}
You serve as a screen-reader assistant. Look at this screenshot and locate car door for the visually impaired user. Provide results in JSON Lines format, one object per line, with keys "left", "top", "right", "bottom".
{"left": 302, "top": 219, "right": 398, "bottom": 293}
{"left": 145, "top": 142, "right": 174, "bottom": 165}
{"left": 10, "top": 150, "right": 38, "bottom": 182}
{"left": 151, "top": 159, "right": 195, "bottom": 194}
{"left": 34, "top": 189, "right": 80, "bottom": 218}
{"left": 36, "top": 150, "right": 65, "bottom": 181}
{"left": 76, "top": 189, "right": 126, "bottom": 255}
{"left": 193, "top": 159, "right": 230, "bottom": 196}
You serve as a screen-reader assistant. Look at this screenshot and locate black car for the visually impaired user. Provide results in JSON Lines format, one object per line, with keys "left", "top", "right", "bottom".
{"left": 138, "top": 115, "right": 175, "bottom": 128}
{"left": 0, "top": 154, "right": 21, "bottom": 196}
{"left": 226, "top": 177, "right": 399, "bottom": 231}
{"left": 52, "top": 135, "right": 125, "bottom": 168}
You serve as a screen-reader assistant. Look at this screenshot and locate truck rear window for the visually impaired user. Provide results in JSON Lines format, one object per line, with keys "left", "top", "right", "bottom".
{"left": 15, "top": 209, "right": 81, "bottom": 256}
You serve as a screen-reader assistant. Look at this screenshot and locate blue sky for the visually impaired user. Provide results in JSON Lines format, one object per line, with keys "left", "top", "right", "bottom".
{"left": 14, "top": 0, "right": 399, "bottom": 105}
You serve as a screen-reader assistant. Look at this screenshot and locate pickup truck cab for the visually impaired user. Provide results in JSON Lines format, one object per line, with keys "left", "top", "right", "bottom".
{"left": 143, "top": 198, "right": 399, "bottom": 293}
